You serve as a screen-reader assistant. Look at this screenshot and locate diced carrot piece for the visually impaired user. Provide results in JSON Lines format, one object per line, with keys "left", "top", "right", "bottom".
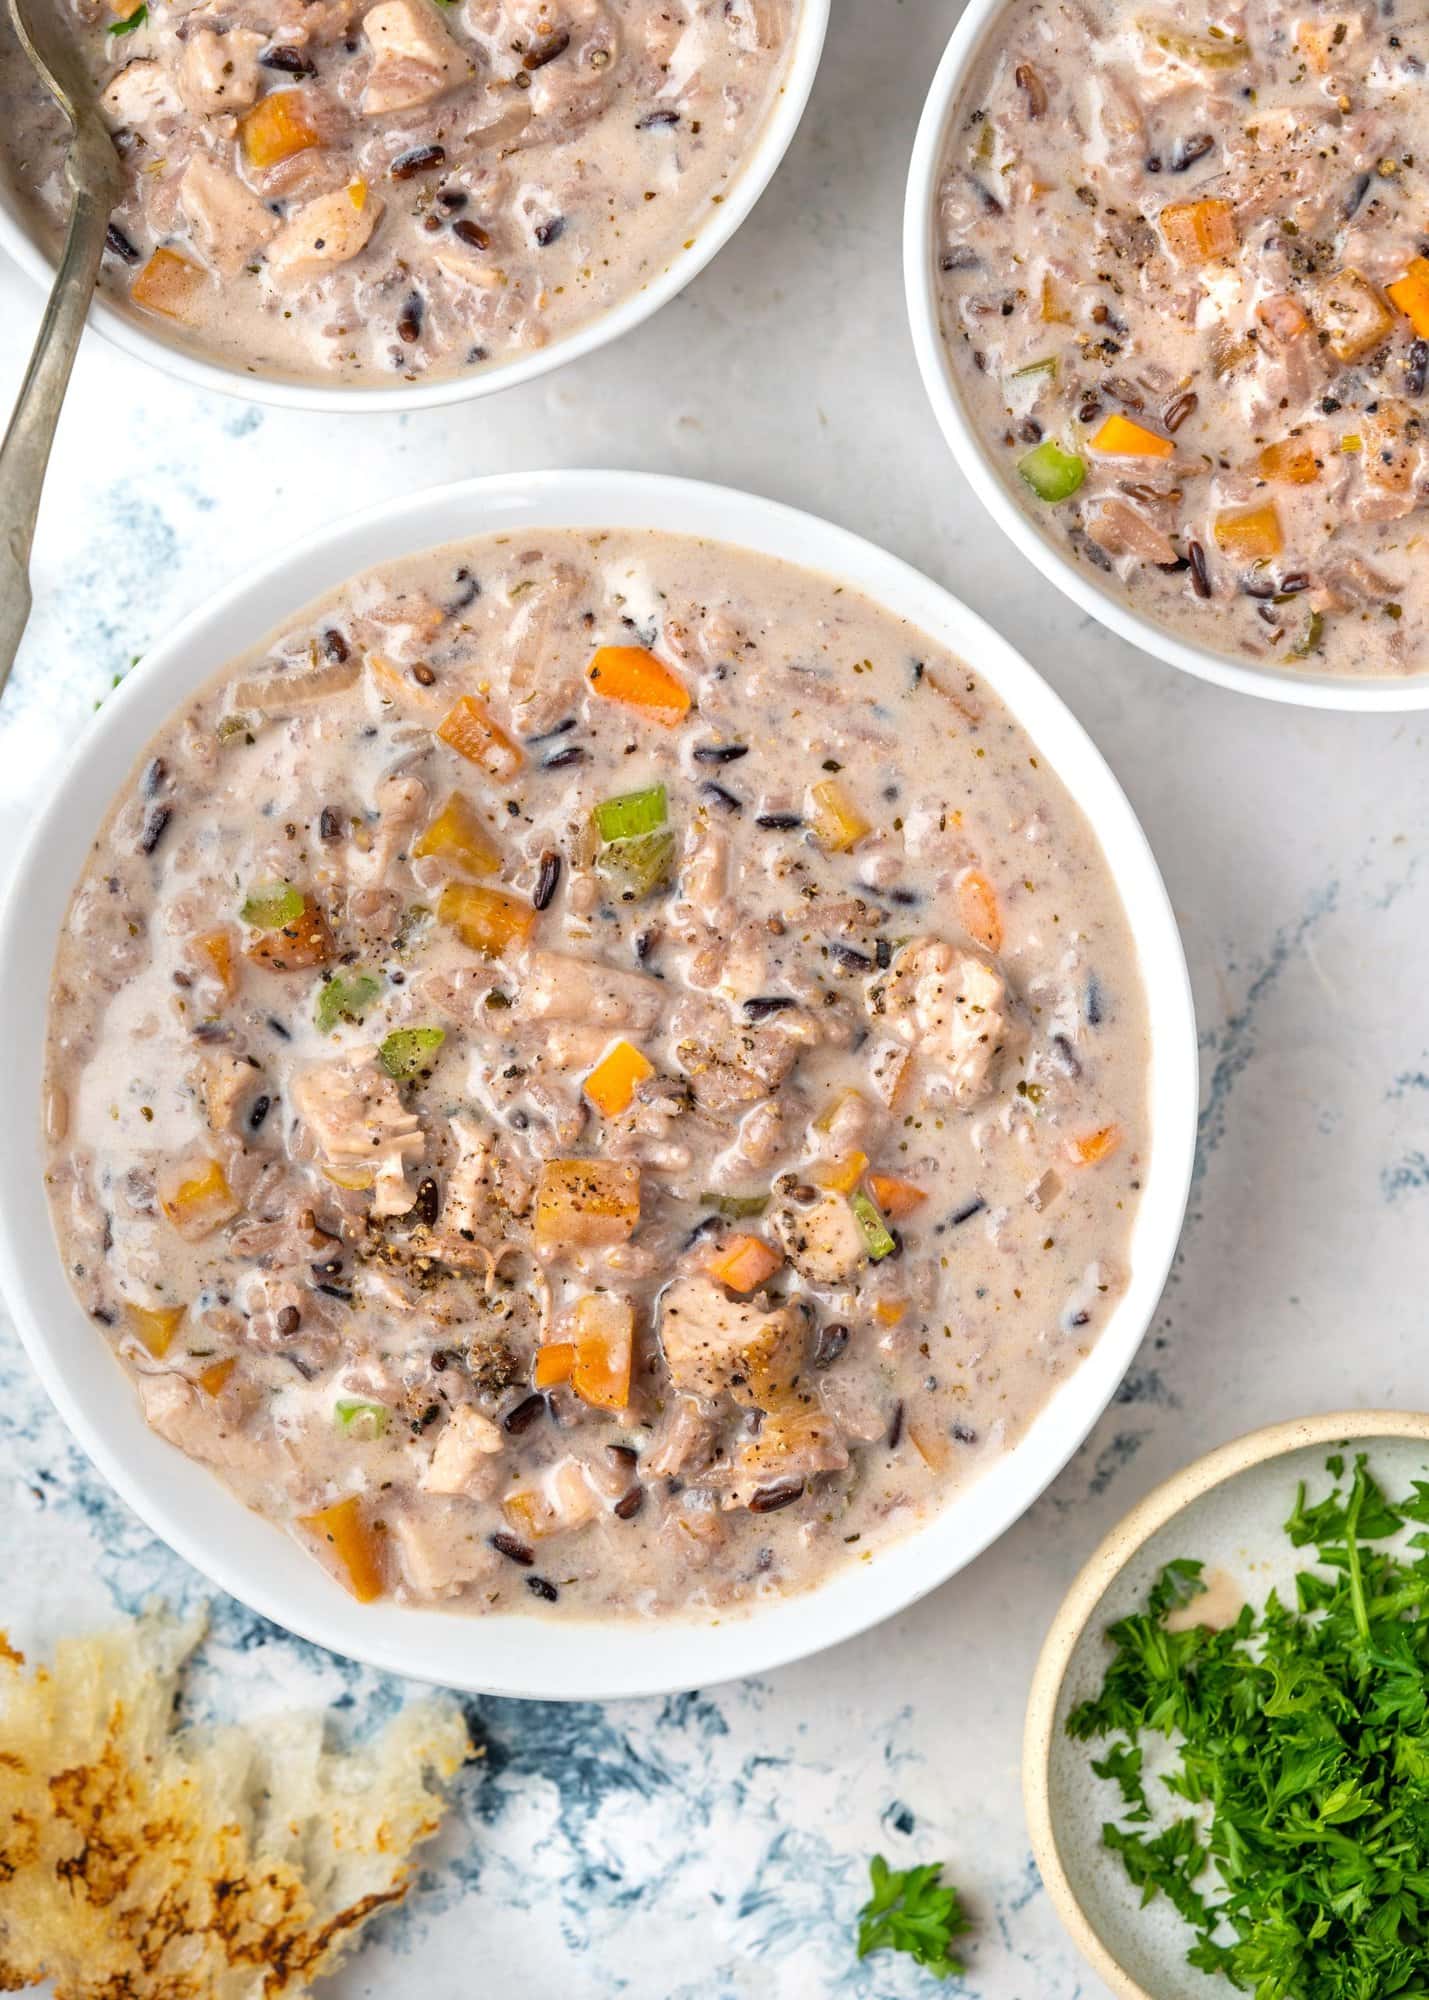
{"left": 1213, "top": 504, "right": 1284, "bottom": 561}
{"left": 243, "top": 893, "right": 333, "bottom": 970}
{"left": 958, "top": 868, "right": 1004, "bottom": 954}
{"left": 1313, "top": 268, "right": 1394, "bottom": 363}
{"left": 566, "top": 1294, "right": 635, "bottom": 1411}
{"left": 815, "top": 1150, "right": 868, "bottom": 1195}
{"left": 1040, "top": 272, "right": 1071, "bottom": 323}
{"left": 240, "top": 90, "right": 322, "bottom": 169}
{"left": 868, "top": 1173, "right": 927, "bottom": 1221}
{"left": 1091, "top": 412, "right": 1175, "bottom": 458}
{"left": 1257, "top": 439, "right": 1319, "bottom": 485}
{"left": 131, "top": 248, "right": 208, "bottom": 325}
{"left": 807, "top": 777, "right": 870, "bottom": 853}
{"left": 198, "top": 1357, "right": 236, "bottom": 1397}
{"left": 706, "top": 1234, "right": 784, "bottom": 1295}
{"left": 1159, "top": 198, "right": 1237, "bottom": 267}
{"left": 436, "top": 694, "right": 522, "bottom": 779}
{"left": 583, "top": 1038, "right": 655, "bottom": 1118}
{"left": 909, "top": 1420, "right": 951, "bottom": 1472}
{"left": 503, "top": 1490, "right": 555, "bottom": 1540}
{"left": 123, "top": 1302, "right": 185, "bottom": 1359}
{"left": 535, "top": 1343, "right": 575, "bottom": 1389}
{"left": 157, "top": 1156, "right": 240, "bottom": 1241}
{"left": 192, "top": 926, "right": 239, "bottom": 1000}
{"left": 299, "top": 1495, "right": 384, "bottom": 1603}
{"left": 1067, "top": 1124, "right": 1123, "bottom": 1166}
{"left": 437, "top": 882, "right": 536, "bottom": 956}
{"left": 535, "top": 1160, "right": 641, "bottom": 1246}
{"left": 1387, "top": 258, "right": 1429, "bottom": 339}
{"left": 586, "top": 646, "right": 691, "bottom": 722}
{"left": 413, "top": 792, "right": 503, "bottom": 877}
{"left": 347, "top": 178, "right": 368, "bottom": 212}
{"left": 874, "top": 1299, "right": 907, "bottom": 1327}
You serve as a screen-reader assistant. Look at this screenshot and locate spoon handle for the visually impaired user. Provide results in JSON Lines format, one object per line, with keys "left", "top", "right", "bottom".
{"left": 0, "top": 173, "right": 110, "bottom": 699}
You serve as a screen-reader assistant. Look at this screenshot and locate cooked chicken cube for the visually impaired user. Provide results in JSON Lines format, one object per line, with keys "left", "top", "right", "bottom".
{"left": 360, "top": 0, "right": 468, "bottom": 114}
{"left": 1311, "top": 268, "right": 1395, "bottom": 364}
{"left": 877, "top": 937, "right": 1011, "bottom": 1106}
{"left": 770, "top": 1191, "right": 867, "bottom": 1285}
{"left": 423, "top": 1405, "right": 504, "bottom": 1495}
{"left": 179, "top": 154, "right": 277, "bottom": 278}
{"left": 291, "top": 1049, "right": 424, "bottom": 1216}
{"left": 266, "top": 184, "right": 383, "bottom": 284}
{"left": 100, "top": 59, "right": 181, "bottom": 134}
{"left": 659, "top": 1275, "right": 807, "bottom": 1408}
{"left": 514, "top": 950, "right": 663, "bottom": 1032}
{"left": 390, "top": 1502, "right": 498, "bottom": 1596}
{"left": 177, "top": 28, "right": 264, "bottom": 114}
{"left": 672, "top": 997, "right": 803, "bottom": 1114}
{"left": 198, "top": 1050, "right": 263, "bottom": 1132}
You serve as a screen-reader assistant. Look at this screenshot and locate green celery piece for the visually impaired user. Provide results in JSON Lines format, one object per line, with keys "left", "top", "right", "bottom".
{"left": 240, "top": 881, "right": 304, "bottom": 929}
{"left": 1011, "top": 355, "right": 1059, "bottom": 382}
{"left": 1288, "top": 609, "right": 1324, "bottom": 660}
{"left": 700, "top": 1191, "right": 769, "bottom": 1220}
{"left": 850, "top": 1189, "right": 896, "bottom": 1260}
{"left": 335, "top": 1399, "right": 388, "bottom": 1439}
{"left": 1142, "top": 20, "right": 1248, "bottom": 66}
{"left": 595, "top": 826, "right": 677, "bottom": 902}
{"left": 593, "top": 784, "right": 668, "bottom": 844}
{"left": 379, "top": 1027, "right": 446, "bottom": 1079}
{"left": 314, "top": 972, "right": 381, "bottom": 1032}
{"left": 1018, "top": 439, "right": 1086, "bottom": 503}
{"left": 108, "top": 4, "right": 147, "bottom": 32}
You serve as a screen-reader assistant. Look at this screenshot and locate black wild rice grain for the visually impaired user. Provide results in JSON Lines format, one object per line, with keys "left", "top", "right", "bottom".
{"left": 391, "top": 143, "right": 445, "bottom": 179}
{"left": 490, "top": 1531, "right": 534, "bottom": 1566}
{"left": 749, "top": 1479, "right": 805, "bottom": 1514}
{"left": 502, "top": 1393, "right": 547, "bottom": 1435}
{"left": 527, "top": 1575, "right": 559, "bottom": 1601}
{"left": 533, "top": 850, "right": 562, "bottom": 910}
{"left": 248, "top": 1094, "right": 271, "bottom": 1131}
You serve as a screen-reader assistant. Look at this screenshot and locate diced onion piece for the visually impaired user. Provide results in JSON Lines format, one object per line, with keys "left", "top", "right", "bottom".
{"left": 535, "top": 1159, "right": 641, "bottom": 1246}
{"left": 583, "top": 1038, "right": 655, "bottom": 1118}
{"left": 705, "top": 1234, "right": 784, "bottom": 1295}
{"left": 436, "top": 694, "right": 522, "bottom": 779}
{"left": 1213, "top": 504, "right": 1283, "bottom": 561}
{"left": 412, "top": 792, "right": 503, "bottom": 877}
{"left": 437, "top": 882, "right": 536, "bottom": 956}
{"left": 1090, "top": 412, "right": 1174, "bottom": 458}
{"left": 807, "top": 777, "right": 870, "bottom": 853}
{"left": 868, "top": 1173, "right": 927, "bottom": 1221}
{"left": 586, "top": 645, "right": 691, "bottom": 721}
{"left": 124, "top": 1302, "right": 185, "bottom": 1358}
{"left": 298, "top": 1495, "right": 384, "bottom": 1602}
{"left": 957, "top": 867, "right": 1004, "bottom": 954}
{"left": 814, "top": 1150, "right": 868, "bottom": 1195}
{"left": 240, "top": 89, "right": 321, "bottom": 168}
{"left": 1067, "top": 1124, "right": 1123, "bottom": 1166}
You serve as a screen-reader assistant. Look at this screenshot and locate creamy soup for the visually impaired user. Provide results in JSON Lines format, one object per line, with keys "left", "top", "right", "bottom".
{"left": 43, "top": 530, "right": 1150, "bottom": 1617}
{"left": 935, "top": 0, "right": 1429, "bottom": 678}
{"left": 0, "top": 0, "right": 794, "bottom": 385}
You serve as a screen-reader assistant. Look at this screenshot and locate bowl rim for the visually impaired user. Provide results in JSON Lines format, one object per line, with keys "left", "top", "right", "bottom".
{"left": 1022, "top": 1407, "right": 1429, "bottom": 1998}
{"left": 901, "top": 1, "right": 1429, "bottom": 714}
{"left": 0, "top": 466, "right": 1198, "bottom": 1698}
{"left": 0, "top": 0, "right": 829, "bottom": 413}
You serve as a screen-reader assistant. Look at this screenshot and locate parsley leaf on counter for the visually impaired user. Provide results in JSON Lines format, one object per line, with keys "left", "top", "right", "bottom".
{"left": 1068, "top": 1453, "right": 1429, "bottom": 1999}
{"left": 856, "top": 1854, "right": 969, "bottom": 1979}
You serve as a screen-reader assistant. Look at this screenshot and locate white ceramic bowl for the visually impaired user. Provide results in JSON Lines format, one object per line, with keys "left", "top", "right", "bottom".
{"left": 903, "top": 3, "right": 1429, "bottom": 713}
{"left": 0, "top": 469, "right": 1197, "bottom": 1697}
{"left": 0, "top": 1, "right": 827, "bottom": 413}
{"left": 1024, "top": 1412, "right": 1429, "bottom": 1998}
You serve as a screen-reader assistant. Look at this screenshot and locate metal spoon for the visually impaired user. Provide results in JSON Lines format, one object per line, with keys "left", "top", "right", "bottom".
{"left": 0, "top": 0, "right": 122, "bottom": 699}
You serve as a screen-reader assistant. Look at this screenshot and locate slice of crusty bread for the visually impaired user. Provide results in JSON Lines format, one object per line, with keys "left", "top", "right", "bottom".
{"left": 0, "top": 1606, "right": 470, "bottom": 1997}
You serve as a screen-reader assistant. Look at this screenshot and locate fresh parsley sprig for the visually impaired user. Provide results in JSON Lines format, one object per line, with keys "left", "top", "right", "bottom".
{"left": 1069, "top": 1453, "right": 1429, "bottom": 1999}
{"left": 856, "top": 1854, "right": 969, "bottom": 1979}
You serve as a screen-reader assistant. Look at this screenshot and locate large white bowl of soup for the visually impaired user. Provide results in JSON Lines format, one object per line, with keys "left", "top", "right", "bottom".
{"left": 0, "top": 0, "right": 827, "bottom": 408}
{"left": 904, "top": 0, "right": 1429, "bottom": 711}
{"left": 0, "top": 470, "right": 1197, "bottom": 1696}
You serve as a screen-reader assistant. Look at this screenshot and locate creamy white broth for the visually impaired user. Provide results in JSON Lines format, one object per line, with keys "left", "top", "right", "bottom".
{"left": 44, "top": 530, "right": 1150, "bottom": 1617}
{"left": 0, "top": 0, "right": 794, "bottom": 386}
{"left": 935, "top": 0, "right": 1429, "bottom": 678}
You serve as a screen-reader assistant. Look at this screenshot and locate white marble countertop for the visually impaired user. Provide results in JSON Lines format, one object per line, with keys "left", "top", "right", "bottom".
{"left": 2, "top": 2, "right": 1427, "bottom": 1993}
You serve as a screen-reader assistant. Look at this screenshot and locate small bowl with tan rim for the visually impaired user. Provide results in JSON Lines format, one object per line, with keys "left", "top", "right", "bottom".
{"left": 1022, "top": 1410, "right": 1429, "bottom": 1999}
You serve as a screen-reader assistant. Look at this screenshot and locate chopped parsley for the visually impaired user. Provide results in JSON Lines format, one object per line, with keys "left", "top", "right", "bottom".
{"left": 108, "top": 5, "right": 147, "bottom": 34}
{"left": 1068, "top": 1454, "right": 1429, "bottom": 1997}
{"left": 856, "top": 1855, "right": 969, "bottom": 1979}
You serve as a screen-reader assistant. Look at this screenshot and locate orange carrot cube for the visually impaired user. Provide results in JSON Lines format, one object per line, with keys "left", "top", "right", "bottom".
{"left": 437, "top": 882, "right": 535, "bottom": 956}
{"left": 1213, "top": 504, "right": 1284, "bottom": 562}
{"left": 586, "top": 646, "right": 691, "bottom": 721}
{"left": 958, "top": 867, "right": 1004, "bottom": 954}
{"left": 1091, "top": 413, "right": 1175, "bottom": 458}
{"left": 413, "top": 792, "right": 503, "bottom": 877}
{"left": 240, "top": 90, "right": 322, "bottom": 169}
{"left": 157, "top": 1156, "right": 240, "bottom": 1241}
{"left": 436, "top": 694, "right": 522, "bottom": 779}
{"left": 1257, "top": 439, "right": 1319, "bottom": 485}
{"left": 535, "top": 1343, "right": 575, "bottom": 1389}
{"left": 123, "top": 1302, "right": 185, "bottom": 1358}
{"left": 535, "top": 1160, "right": 641, "bottom": 1246}
{"left": 198, "top": 1357, "right": 236, "bottom": 1396}
{"left": 706, "top": 1234, "right": 784, "bottom": 1295}
{"left": 1159, "top": 198, "right": 1237, "bottom": 267}
{"left": 1067, "top": 1124, "right": 1123, "bottom": 1167}
{"left": 131, "top": 248, "right": 208, "bottom": 325}
{"left": 583, "top": 1038, "right": 655, "bottom": 1118}
{"left": 299, "top": 1495, "right": 383, "bottom": 1602}
{"left": 1387, "top": 258, "right": 1429, "bottom": 339}
{"left": 868, "top": 1173, "right": 927, "bottom": 1220}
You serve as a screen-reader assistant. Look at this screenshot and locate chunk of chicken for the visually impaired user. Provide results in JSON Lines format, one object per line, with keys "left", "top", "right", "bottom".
{"left": 291, "top": 1049, "right": 423, "bottom": 1216}
{"left": 266, "top": 183, "right": 383, "bottom": 283}
{"left": 140, "top": 1375, "right": 273, "bottom": 1483}
{"left": 659, "top": 1275, "right": 807, "bottom": 1408}
{"left": 514, "top": 950, "right": 663, "bottom": 1032}
{"left": 389, "top": 1501, "right": 498, "bottom": 1596}
{"left": 177, "top": 27, "right": 265, "bottom": 114}
{"left": 770, "top": 1191, "right": 867, "bottom": 1285}
{"left": 199, "top": 1050, "right": 263, "bottom": 1132}
{"left": 877, "top": 938, "right": 1012, "bottom": 1106}
{"left": 100, "top": 58, "right": 182, "bottom": 134}
{"left": 672, "top": 997, "right": 803, "bottom": 1115}
{"left": 180, "top": 154, "right": 277, "bottom": 277}
{"left": 360, "top": 0, "right": 469, "bottom": 113}
{"left": 423, "top": 1404, "right": 504, "bottom": 1495}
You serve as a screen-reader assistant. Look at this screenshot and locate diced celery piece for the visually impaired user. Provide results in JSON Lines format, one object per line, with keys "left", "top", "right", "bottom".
{"left": 699, "top": 1191, "right": 770, "bottom": 1220}
{"left": 379, "top": 1026, "right": 446, "bottom": 1079}
{"left": 241, "top": 881, "right": 304, "bottom": 928}
{"left": 593, "top": 784, "right": 668, "bottom": 844}
{"left": 850, "top": 1189, "right": 896, "bottom": 1261}
{"left": 314, "top": 972, "right": 381, "bottom": 1032}
{"left": 335, "top": 1398, "right": 388, "bottom": 1440}
{"left": 1017, "top": 440, "right": 1086, "bottom": 503}
{"left": 595, "top": 827, "right": 677, "bottom": 902}
{"left": 1010, "top": 356, "right": 1059, "bottom": 382}
{"left": 1288, "top": 610, "right": 1325, "bottom": 660}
